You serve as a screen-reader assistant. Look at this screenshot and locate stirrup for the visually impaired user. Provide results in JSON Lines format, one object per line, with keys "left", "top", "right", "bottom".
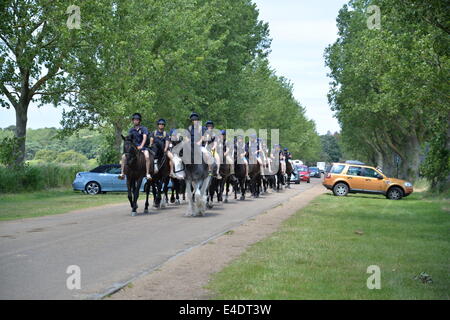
{"left": 146, "top": 174, "right": 152, "bottom": 180}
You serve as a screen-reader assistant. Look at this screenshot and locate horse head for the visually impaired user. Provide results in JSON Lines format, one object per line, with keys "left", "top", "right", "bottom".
{"left": 121, "top": 134, "right": 138, "bottom": 165}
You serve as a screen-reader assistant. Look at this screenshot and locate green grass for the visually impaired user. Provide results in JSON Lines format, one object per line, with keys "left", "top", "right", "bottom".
{"left": 0, "top": 189, "right": 128, "bottom": 221}
{"left": 207, "top": 192, "right": 450, "bottom": 299}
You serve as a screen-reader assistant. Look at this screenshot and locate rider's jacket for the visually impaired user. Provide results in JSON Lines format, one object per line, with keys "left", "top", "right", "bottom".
{"left": 204, "top": 129, "right": 218, "bottom": 147}
{"left": 247, "top": 139, "right": 261, "bottom": 157}
{"left": 188, "top": 125, "right": 207, "bottom": 146}
{"left": 129, "top": 125, "right": 150, "bottom": 148}
{"left": 151, "top": 129, "right": 169, "bottom": 145}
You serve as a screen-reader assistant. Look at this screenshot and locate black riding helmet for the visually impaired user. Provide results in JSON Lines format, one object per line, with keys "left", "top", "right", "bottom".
{"left": 131, "top": 113, "right": 142, "bottom": 120}
{"left": 157, "top": 118, "right": 166, "bottom": 126}
{"left": 189, "top": 112, "right": 200, "bottom": 121}
{"left": 205, "top": 120, "right": 214, "bottom": 127}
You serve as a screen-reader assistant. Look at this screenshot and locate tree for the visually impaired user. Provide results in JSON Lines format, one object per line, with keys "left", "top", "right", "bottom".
{"left": 320, "top": 133, "right": 342, "bottom": 163}
{"left": 0, "top": 0, "right": 111, "bottom": 165}
{"left": 34, "top": 149, "right": 58, "bottom": 162}
{"left": 325, "top": 0, "right": 449, "bottom": 182}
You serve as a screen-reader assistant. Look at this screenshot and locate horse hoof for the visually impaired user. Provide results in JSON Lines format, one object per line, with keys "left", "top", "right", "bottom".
{"left": 224, "top": 199, "right": 228, "bottom": 203}
{"left": 144, "top": 209, "right": 149, "bottom": 214}
{"left": 131, "top": 211, "right": 136, "bottom": 217}
{"left": 240, "top": 196, "right": 245, "bottom": 201}
{"left": 175, "top": 200, "right": 181, "bottom": 205}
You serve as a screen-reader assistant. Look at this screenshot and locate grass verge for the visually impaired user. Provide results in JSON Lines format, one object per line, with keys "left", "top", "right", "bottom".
{"left": 207, "top": 192, "right": 450, "bottom": 299}
{"left": 0, "top": 189, "right": 128, "bottom": 221}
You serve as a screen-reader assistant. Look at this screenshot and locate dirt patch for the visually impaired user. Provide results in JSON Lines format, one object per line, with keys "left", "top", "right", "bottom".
{"left": 108, "top": 184, "right": 326, "bottom": 300}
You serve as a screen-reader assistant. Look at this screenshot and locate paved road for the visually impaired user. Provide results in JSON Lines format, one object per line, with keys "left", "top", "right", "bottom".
{"left": 0, "top": 179, "right": 320, "bottom": 299}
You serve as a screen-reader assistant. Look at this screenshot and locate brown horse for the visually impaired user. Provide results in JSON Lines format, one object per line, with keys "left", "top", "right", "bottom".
{"left": 121, "top": 134, "right": 154, "bottom": 216}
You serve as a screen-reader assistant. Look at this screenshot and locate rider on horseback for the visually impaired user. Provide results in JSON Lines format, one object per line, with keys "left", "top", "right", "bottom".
{"left": 235, "top": 134, "right": 251, "bottom": 181}
{"left": 205, "top": 120, "right": 222, "bottom": 180}
{"left": 187, "top": 112, "right": 217, "bottom": 177}
{"left": 247, "top": 134, "right": 266, "bottom": 180}
{"left": 273, "top": 144, "right": 286, "bottom": 174}
{"left": 119, "top": 113, "right": 152, "bottom": 180}
{"left": 221, "top": 130, "right": 235, "bottom": 176}
{"left": 150, "top": 119, "right": 177, "bottom": 179}
{"left": 283, "top": 147, "right": 292, "bottom": 163}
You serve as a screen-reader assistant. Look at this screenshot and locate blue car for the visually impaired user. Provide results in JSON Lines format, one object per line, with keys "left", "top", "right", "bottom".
{"left": 72, "top": 164, "right": 150, "bottom": 195}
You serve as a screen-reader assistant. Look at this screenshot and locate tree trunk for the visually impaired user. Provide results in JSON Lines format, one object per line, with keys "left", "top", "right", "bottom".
{"left": 399, "top": 134, "right": 421, "bottom": 182}
{"left": 14, "top": 102, "right": 29, "bottom": 165}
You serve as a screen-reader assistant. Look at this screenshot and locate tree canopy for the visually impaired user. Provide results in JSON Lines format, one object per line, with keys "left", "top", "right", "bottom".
{"left": 325, "top": 0, "right": 449, "bottom": 188}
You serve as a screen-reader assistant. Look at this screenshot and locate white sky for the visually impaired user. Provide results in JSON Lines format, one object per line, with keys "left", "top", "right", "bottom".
{"left": 0, "top": 0, "right": 346, "bottom": 134}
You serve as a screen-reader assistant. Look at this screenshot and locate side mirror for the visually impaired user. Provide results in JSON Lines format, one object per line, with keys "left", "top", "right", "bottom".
{"left": 377, "top": 175, "right": 383, "bottom": 180}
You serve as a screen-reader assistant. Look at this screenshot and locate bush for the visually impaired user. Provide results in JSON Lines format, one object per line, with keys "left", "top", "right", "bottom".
{"left": 55, "top": 150, "right": 89, "bottom": 165}
{"left": 34, "top": 149, "right": 59, "bottom": 162}
{"left": 0, "top": 163, "right": 90, "bottom": 193}
{"left": 0, "top": 136, "right": 21, "bottom": 167}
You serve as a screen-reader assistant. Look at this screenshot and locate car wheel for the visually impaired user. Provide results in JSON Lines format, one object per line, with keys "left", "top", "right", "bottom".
{"left": 333, "top": 182, "right": 348, "bottom": 196}
{"left": 85, "top": 181, "right": 101, "bottom": 195}
{"left": 387, "top": 187, "right": 403, "bottom": 200}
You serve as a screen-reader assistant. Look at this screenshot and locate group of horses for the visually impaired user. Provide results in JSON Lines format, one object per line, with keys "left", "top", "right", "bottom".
{"left": 121, "top": 133, "right": 295, "bottom": 216}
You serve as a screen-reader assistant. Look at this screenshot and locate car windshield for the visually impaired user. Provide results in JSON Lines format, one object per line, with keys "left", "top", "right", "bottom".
{"left": 90, "top": 165, "right": 110, "bottom": 173}
{"left": 309, "top": 167, "right": 318, "bottom": 171}
{"left": 330, "top": 164, "right": 345, "bottom": 174}
{"left": 297, "top": 165, "right": 308, "bottom": 171}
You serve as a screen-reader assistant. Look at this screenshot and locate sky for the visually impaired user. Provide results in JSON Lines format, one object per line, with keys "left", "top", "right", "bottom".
{"left": 0, "top": 0, "right": 347, "bottom": 134}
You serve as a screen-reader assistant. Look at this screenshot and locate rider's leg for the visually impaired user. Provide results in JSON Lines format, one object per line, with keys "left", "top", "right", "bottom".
{"left": 167, "top": 150, "right": 176, "bottom": 178}
{"left": 119, "top": 154, "right": 126, "bottom": 179}
{"left": 281, "top": 161, "right": 286, "bottom": 174}
{"left": 202, "top": 148, "right": 214, "bottom": 174}
{"left": 214, "top": 151, "right": 221, "bottom": 179}
{"left": 257, "top": 157, "right": 265, "bottom": 177}
{"left": 244, "top": 158, "right": 250, "bottom": 180}
{"left": 226, "top": 155, "right": 235, "bottom": 175}
{"left": 143, "top": 150, "right": 151, "bottom": 180}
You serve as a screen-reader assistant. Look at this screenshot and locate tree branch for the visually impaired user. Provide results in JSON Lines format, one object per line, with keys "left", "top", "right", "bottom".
{"left": 0, "top": 34, "right": 14, "bottom": 53}
{"left": 1, "top": 84, "right": 19, "bottom": 108}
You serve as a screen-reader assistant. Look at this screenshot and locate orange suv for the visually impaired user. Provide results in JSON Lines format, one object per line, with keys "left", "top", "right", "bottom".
{"left": 323, "top": 162, "right": 413, "bottom": 200}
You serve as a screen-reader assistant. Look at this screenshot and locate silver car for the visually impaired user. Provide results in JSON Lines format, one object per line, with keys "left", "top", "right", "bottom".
{"left": 72, "top": 164, "right": 148, "bottom": 195}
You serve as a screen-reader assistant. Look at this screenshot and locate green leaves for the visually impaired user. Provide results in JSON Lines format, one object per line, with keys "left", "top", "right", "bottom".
{"left": 325, "top": 0, "right": 450, "bottom": 183}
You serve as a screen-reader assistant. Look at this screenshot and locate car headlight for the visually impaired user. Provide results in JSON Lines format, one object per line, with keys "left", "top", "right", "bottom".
{"left": 404, "top": 182, "right": 412, "bottom": 187}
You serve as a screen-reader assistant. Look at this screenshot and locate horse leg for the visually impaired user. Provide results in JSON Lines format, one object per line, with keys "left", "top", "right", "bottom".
{"left": 127, "top": 179, "right": 134, "bottom": 211}
{"left": 239, "top": 177, "right": 245, "bottom": 200}
{"left": 170, "top": 179, "right": 176, "bottom": 203}
{"left": 152, "top": 181, "right": 159, "bottom": 208}
{"left": 144, "top": 181, "right": 150, "bottom": 214}
{"left": 199, "top": 176, "right": 211, "bottom": 215}
{"left": 185, "top": 179, "right": 194, "bottom": 216}
{"left": 132, "top": 179, "right": 141, "bottom": 215}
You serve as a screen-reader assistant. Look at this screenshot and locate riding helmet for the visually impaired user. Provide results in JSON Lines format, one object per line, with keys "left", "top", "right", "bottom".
{"left": 131, "top": 113, "right": 142, "bottom": 120}
{"left": 189, "top": 112, "right": 200, "bottom": 120}
{"left": 157, "top": 118, "right": 166, "bottom": 125}
{"left": 205, "top": 120, "right": 214, "bottom": 127}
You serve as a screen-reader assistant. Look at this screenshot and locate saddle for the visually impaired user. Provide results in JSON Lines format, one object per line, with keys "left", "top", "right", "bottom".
{"left": 154, "top": 154, "right": 167, "bottom": 174}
